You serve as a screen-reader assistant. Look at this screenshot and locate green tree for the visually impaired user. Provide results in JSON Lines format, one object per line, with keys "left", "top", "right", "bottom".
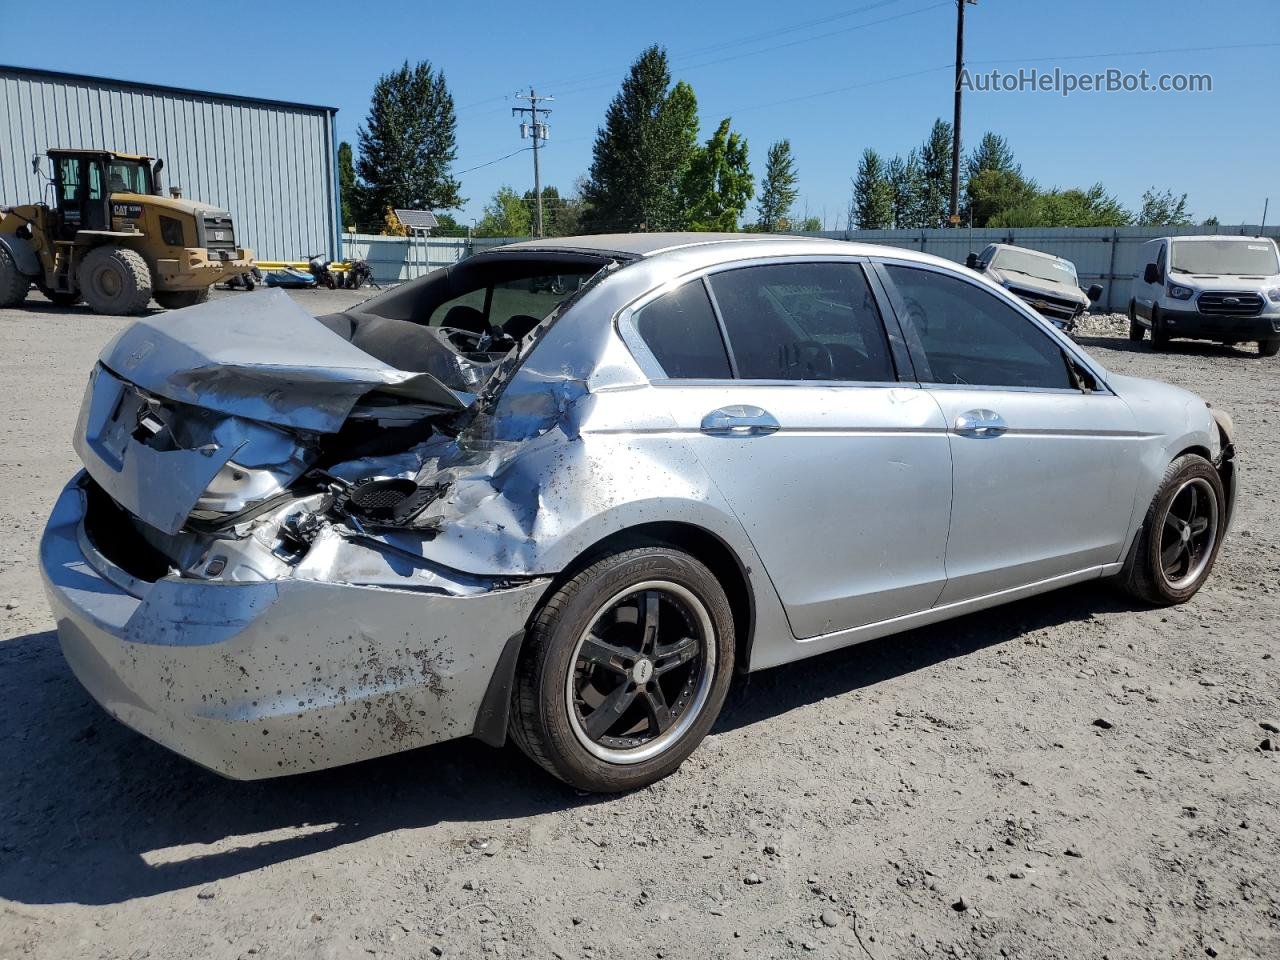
{"left": 523, "top": 185, "right": 587, "bottom": 237}
{"left": 1137, "top": 188, "right": 1193, "bottom": 227}
{"left": 432, "top": 213, "right": 469, "bottom": 238}
{"left": 797, "top": 215, "right": 823, "bottom": 232}
{"left": 582, "top": 46, "right": 700, "bottom": 232}
{"left": 990, "top": 183, "right": 1131, "bottom": 228}
{"left": 474, "top": 185, "right": 532, "bottom": 237}
{"left": 886, "top": 152, "right": 927, "bottom": 228}
{"left": 918, "top": 118, "right": 954, "bottom": 227}
{"left": 337, "top": 141, "right": 358, "bottom": 231}
{"left": 964, "top": 131, "right": 1018, "bottom": 181}
{"left": 851, "top": 148, "right": 894, "bottom": 229}
{"left": 756, "top": 139, "right": 799, "bottom": 232}
{"left": 966, "top": 168, "right": 1038, "bottom": 227}
{"left": 681, "top": 117, "right": 753, "bottom": 231}
{"left": 356, "top": 60, "right": 463, "bottom": 225}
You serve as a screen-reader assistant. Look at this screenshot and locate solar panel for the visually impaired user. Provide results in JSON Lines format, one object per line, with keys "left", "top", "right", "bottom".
{"left": 394, "top": 209, "right": 439, "bottom": 232}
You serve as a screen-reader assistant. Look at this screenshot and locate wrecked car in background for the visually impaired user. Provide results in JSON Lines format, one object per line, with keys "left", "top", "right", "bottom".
{"left": 967, "top": 242, "right": 1102, "bottom": 332}
{"left": 41, "top": 234, "right": 1236, "bottom": 792}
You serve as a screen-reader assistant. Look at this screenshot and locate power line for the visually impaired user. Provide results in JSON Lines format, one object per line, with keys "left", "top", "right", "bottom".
{"left": 455, "top": 146, "right": 532, "bottom": 176}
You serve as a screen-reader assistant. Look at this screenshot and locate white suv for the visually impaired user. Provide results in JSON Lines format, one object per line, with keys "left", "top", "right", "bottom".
{"left": 1129, "top": 235, "right": 1280, "bottom": 357}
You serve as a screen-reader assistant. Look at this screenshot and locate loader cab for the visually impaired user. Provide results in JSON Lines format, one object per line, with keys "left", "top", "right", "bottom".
{"left": 49, "top": 150, "right": 155, "bottom": 239}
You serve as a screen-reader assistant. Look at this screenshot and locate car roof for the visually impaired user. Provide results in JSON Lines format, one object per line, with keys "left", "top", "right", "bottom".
{"left": 1166, "top": 234, "right": 1275, "bottom": 243}
{"left": 490, "top": 232, "right": 966, "bottom": 269}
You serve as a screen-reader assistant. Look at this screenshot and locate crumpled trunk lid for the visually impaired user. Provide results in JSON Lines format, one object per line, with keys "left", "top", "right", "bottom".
{"left": 97, "top": 289, "right": 465, "bottom": 433}
{"left": 76, "top": 291, "right": 467, "bottom": 535}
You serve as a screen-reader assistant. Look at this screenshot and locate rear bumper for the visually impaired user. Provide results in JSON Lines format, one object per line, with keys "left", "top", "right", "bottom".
{"left": 155, "top": 247, "right": 255, "bottom": 290}
{"left": 40, "top": 476, "right": 547, "bottom": 779}
{"left": 1158, "top": 305, "right": 1280, "bottom": 342}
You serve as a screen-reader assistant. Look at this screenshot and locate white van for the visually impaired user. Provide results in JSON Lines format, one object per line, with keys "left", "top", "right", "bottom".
{"left": 1129, "top": 235, "right": 1280, "bottom": 356}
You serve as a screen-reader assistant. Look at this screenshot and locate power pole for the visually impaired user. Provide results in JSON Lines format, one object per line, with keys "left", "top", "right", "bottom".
{"left": 950, "top": 0, "right": 977, "bottom": 226}
{"left": 513, "top": 88, "right": 553, "bottom": 237}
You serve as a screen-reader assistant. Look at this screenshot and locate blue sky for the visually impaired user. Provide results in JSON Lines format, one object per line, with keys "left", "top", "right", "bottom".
{"left": 3, "top": 0, "right": 1278, "bottom": 226}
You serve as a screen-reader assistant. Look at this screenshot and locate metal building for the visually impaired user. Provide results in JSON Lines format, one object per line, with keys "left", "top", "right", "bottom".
{"left": 0, "top": 65, "right": 340, "bottom": 260}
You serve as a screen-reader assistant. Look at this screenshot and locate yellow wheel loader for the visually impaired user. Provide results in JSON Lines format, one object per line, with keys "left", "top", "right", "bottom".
{"left": 0, "top": 149, "right": 254, "bottom": 314}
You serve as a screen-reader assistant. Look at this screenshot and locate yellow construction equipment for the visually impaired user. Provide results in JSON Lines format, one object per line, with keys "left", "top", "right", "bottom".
{"left": 0, "top": 148, "right": 254, "bottom": 313}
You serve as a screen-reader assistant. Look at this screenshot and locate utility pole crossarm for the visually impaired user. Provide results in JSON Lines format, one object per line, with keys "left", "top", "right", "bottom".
{"left": 513, "top": 88, "right": 554, "bottom": 238}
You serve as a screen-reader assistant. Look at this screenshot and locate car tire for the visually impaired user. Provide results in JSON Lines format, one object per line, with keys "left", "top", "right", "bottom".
{"left": 0, "top": 245, "right": 30, "bottom": 308}
{"left": 1150, "top": 307, "right": 1170, "bottom": 350}
{"left": 509, "top": 545, "right": 736, "bottom": 792}
{"left": 1127, "top": 301, "right": 1144, "bottom": 342}
{"left": 1120, "top": 453, "right": 1226, "bottom": 606}
{"left": 78, "top": 246, "right": 153, "bottom": 315}
{"left": 1258, "top": 340, "right": 1279, "bottom": 358}
{"left": 154, "top": 287, "right": 210, "bottom": 309}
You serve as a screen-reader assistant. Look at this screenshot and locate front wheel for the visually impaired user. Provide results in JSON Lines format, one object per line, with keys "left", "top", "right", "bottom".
{"left": 0, "top": 245, "right": 30, "bottom": 308}
{"left": 78, "top": 246, "right": 152, "bottom": 314}
{"left": 509, "top": 546, "right": 735, "bottom": 792}
{"left": 1128, "top": 301, "right": 1144, "bottom": 342}
{"left": 1120, "top": 454, "right": 1226, "bottom": 605}
{"left": 1258, "top": 340, "right": 1279, "bottom": 357}
{"left": 1150, "top": 308, "right": 1170, "bottom": 350}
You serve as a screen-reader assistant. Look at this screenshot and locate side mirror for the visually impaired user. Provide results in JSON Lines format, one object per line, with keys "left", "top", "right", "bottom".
{"left": 1143, "top": 262, "right": 1161, "bottom": 285}
{"left": 1086, "top": 284, "right": 1103, "bottom": 302}
{"left": 30, "top": 154, "right": 44, "bottom": 177}
{"left": 965, "top": 252, "right": 978, "bottom": 269}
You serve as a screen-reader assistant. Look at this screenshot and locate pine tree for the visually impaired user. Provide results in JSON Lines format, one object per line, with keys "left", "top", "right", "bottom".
{"left": 356, "top": 60, "right": 462, "bottom": 225}
{"left": 681, "top": 118, "right": 753, "bottom": 231}
{"left": 917, "top": 118, "right": 953, "bottom": 227}
{"left": 887, "top": 151, "right": 926, "bottom": 228}
{"left": 582, "top": 46, "right": 700, "bottom": 232}
{"left": 756, "top": 140, "right": 799, "bottom": 232}
{"left": 337, "top": 141, "right": 358, "bottom": 231}
{"left": 851, "top": 148, "right": 894, "bottom": 229}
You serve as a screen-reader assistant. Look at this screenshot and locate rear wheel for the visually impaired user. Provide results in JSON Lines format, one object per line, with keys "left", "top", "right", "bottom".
{"left": 1127, "top": 301, "right": 1144, "bottom": 342}
{"left": 1120, "top": 454, "right": 1225, "bottom": 605}
{"left": 1258, "top": 340, "right": 1279, "bottom": 357}
{"left": 78, "top": 246, "right": 152, "bottom": 314}
{"left": 154, "top": 287, "right": 210, "bottom": 309}
{"left": 510, "top": 546, "right": 735, "bottom": 792}
{"left": 0, "top": 245, "right": 30, "bottom": 307}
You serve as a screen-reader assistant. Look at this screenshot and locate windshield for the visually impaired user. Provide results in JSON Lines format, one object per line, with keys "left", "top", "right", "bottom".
{"left": 990, "top": 248, "right": 1077, "bottom": 286}
{"left": 105, "top": 159, "right": 152, "bottom": 195}
{"left": 1171, "top": 239, "right": 1280, "bottom": 276}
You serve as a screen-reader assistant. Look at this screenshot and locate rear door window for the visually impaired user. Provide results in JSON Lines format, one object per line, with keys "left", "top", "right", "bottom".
{"left": 635, "top": 280, "right": 733, "bottom": 379}
{"left": 882, "top": 264, "right": 1073, "bottom": 389}
{"left": 707, "top": 261, "right": 895, "bottom": 382}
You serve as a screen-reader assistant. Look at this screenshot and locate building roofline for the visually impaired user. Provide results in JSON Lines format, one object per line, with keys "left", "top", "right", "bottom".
{"left": 0, "top": 64, "right": 338, "bottom": 114}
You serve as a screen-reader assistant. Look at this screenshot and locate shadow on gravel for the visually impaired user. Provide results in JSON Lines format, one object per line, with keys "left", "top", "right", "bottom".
{"left": 1074, "top": 334, "right": 1262, "bottom": 359}
{"left": 0, "top": 584, "right": 1144, "bottom": 907}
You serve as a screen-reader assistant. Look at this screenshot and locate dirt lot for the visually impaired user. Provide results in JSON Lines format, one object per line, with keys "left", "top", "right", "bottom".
{"left": 1, "top": 290, "right": 1277, "bottom": 960}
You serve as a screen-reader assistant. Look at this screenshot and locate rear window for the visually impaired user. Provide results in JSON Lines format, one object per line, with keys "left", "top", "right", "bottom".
{"left": 635, "top": 280, "right": 732, "bottom": 379}
{"left": 707, "top": 262, "right": 895, "bottom": 382}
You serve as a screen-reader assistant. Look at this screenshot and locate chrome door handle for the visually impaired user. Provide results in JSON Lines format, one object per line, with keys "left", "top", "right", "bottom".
{"left": 954, "top": 409, "right": 1007, "bottom": 438}
{"left": 700, "top": 405, "right": 781, "bottom": 437}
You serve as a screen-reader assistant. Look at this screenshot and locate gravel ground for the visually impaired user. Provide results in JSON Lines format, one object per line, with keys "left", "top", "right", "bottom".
{"left": 1, "top": 294, "right": 1277, "bottom": 960}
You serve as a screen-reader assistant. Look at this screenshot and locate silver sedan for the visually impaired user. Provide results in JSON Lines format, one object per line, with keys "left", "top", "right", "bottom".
{"left": 41, "top": 234, "right": 1237, "bottom": 791}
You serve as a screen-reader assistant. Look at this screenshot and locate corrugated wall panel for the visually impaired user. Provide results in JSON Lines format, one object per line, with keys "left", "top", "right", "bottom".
{"left": 0, "top": 67, "right": 337, "bottom": 260}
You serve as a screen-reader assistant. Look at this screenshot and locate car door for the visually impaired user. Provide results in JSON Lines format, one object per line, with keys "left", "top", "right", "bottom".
{"left": 874, "top": 260, "right": 1145, "bottom": 604}
{"left": 621, "top": 259, "right": 953, "bottom": 639}
{"left": 1134, "top": 240, "right": 1165, "bottom": 320}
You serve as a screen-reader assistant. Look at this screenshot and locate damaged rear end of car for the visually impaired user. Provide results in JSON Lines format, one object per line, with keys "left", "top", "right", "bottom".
{"left": 40, "top": 274, "right": 606, "bottom": 778}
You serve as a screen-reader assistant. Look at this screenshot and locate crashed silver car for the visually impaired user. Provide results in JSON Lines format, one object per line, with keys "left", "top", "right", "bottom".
{"left": 967, "top": 242, "right": 1103, "bottom": 331}
{"left": 41, "top": 234, "right": 1237, "bottom": 792}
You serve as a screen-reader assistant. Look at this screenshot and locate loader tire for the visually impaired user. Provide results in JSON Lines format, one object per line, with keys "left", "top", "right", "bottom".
{"left": 0, "top": 245, "right": 31, "bottom": 308}
{"left": 79, "top": 246, "right": 153, "bottom": 315}
{"left": 154, "top": 287, "right": 210, "bottom": 309}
